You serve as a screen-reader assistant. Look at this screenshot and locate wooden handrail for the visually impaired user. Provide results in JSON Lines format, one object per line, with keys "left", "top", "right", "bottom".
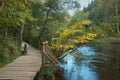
{"left": 42, "top": 42, "right": 57, "bottom": 66}
{"left": 45, "top": 45, "right": 58, "bottom": 62}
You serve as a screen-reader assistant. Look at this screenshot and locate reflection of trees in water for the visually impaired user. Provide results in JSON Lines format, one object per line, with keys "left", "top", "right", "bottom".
{"left": 61, "top": 46, "right": 120, "bottom": 80}
{"left": 93, "top": 43, "right": 120, "bottom": 71}
{"left": 90, "top": 53, "right": 120, "bottom": 80}
{"left": 102, "top": 44, "right": 120, "bottom": 72}
{"left": 91, "top": 54, "right": 120, "bottom": 71}
{"left": 107, "top": 57, "right": 120, "bottom": 71}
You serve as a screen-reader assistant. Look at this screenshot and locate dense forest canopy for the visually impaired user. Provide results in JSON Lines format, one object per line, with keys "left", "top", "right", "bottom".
{"left": 0, "top": 0, "right": 80, "bottom": 46}
{"left": 83, "top": 0, "right": 120, "bottom": 33}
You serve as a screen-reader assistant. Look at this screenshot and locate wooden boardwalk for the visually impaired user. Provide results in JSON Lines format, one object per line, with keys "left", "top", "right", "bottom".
{"left": 0, "top": 42, "right": 42, "bottom": 80}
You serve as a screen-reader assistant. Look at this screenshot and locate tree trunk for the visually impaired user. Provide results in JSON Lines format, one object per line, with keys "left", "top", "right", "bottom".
{"left": 115, "top": 0, "right": 120, "bottom": 33}
{"left": 20, "top": 24, "right": 24, "bottom": 48}
{"left": 38, "top": 8, "right": 51, "bottom": 41}
{"left": 0, "top": 0, "right": 4, "bottom": 12}
{"left": 3, "top": 27, "right": 8, "bottom": 40}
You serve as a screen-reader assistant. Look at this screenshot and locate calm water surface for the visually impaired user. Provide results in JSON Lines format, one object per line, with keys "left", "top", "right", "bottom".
{"left": 59, "top": 45, "right": 120, "bottom": 80}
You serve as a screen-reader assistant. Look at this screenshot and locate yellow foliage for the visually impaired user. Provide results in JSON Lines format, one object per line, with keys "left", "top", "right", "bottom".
{"left": 82, "top": 20, "right": 91, "bottom": 25}
{"left": 18, "top": 18, "right": 25, "bottom": 24}
{"left": 21, "top": 3, "right": 25, "bottom": 8}
{"left": 71, "top": 20, "right": 91, "bottom": 29}
{"left": 71, "top": 53, "right": 82, "bottom": 58}
{"left": 51, "top": 20, "right": 97, "bottom": 52}
{"left": 24, "top": 0, "right": 31, "bottom": 7}
{"left": 76, "top": 33, "right": 97, "bottom": 43}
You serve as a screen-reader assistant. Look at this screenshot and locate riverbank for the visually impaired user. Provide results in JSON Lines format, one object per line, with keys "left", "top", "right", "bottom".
{"left": 39, "top": 66, "right": 63, "bottom": 80}
{"left": 87, "top": 36, "right": 120, "bottom": 54}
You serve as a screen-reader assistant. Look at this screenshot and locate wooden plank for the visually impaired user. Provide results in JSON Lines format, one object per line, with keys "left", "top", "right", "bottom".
{"left": 6, "top": 63, "right": 41, "bottom": 66}
{"left": 0, "top": 42, "right": 42, "bottom": 80}
{"left": 0, "top": 71, "right": 35, "bottom": 75}
{"left": 0, "top": 76, "right": 33, "bottom": 80}
{"left": 0, "top": 67, "right": 39, "bottom": 71}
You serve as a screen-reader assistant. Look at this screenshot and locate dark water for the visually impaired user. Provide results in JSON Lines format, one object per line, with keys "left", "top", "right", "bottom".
{"left": 59, "top": 45, "right": 120, "bottom": 80}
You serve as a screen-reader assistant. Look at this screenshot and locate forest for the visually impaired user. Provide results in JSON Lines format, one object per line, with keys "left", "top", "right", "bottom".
{"left": 0, "top": 0, "right": 120, "bottom": 69}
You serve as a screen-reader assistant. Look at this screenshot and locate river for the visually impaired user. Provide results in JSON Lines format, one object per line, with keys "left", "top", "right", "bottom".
{"left": 59, "top": 45, "right": 120, "bottom": 80}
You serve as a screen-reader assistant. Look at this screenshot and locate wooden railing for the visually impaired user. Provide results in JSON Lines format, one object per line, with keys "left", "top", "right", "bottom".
{"left": 41, "top": 41, "right": 58, "bottom": 66}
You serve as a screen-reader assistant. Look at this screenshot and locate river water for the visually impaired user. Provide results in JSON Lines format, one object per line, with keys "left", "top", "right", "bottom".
{"left": 59, "top": 45, "right": 120, "bottom": 80}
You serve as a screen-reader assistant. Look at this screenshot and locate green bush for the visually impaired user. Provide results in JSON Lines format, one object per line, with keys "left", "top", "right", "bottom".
{"left": 0, "top": 36, "right": 21, "bottom": 67}
{"left": 40, "top": 66, "right": 55, "bottom": 80}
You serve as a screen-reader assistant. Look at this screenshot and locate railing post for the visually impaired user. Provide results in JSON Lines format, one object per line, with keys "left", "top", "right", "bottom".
{"left": 41, "top": 42, "right": 45, "bottom": 66}
{"left": 22, "top": 44, "right": 27, "bottom": 55}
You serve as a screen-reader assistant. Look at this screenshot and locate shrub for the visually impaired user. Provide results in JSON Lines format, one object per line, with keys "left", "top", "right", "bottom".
{"left": 0, "top": 36, "right": 21, "bottom": 67}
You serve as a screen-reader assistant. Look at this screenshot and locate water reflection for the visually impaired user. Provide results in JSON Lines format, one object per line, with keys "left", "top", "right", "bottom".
{"left": 60, "top": 45, "right": 120, "bottom": 80}
{"left": 60, "top": 46, "right": 99, "bottom": 80}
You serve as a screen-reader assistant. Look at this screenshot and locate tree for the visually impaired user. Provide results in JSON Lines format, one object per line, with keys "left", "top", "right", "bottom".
{"left": 0, "top": 0, "right": 35, "bottom": 47}
{"left": 68, "top": 10, "right": 88, "bottom": 27}
{"left": 83, "top": 0, "right": 120, "bottom": 34}
{"left": 115, "top": 0, "right": 120, "bottom": 32}
{"left": 51, "top": 20, "right": 97, "bottom": 54}
{"left": 23, "top": 0, "right": 80, "bottom": 47}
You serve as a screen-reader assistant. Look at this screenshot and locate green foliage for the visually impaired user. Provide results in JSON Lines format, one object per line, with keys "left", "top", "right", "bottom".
{"left": 0, "top": 0, "right": 32, "bottom": 26}
{"left": 88, "top": 37, "right": 120, "bottom": 55}
{"left": 40, "top": 66, "right": 55, "bottom": 80}
{"left": 68, "top": 11, "right": 88, "bottom": 27}
{"left": 0, "top": 35, "right": 21, "bottom": 67}
{"left": 23, "top": 0, "right": 74, "bottom": 47}
{"left": 99, "top": 23, "right": 116, "bottom": 35}
{"left": 83, "top": 0, "right": 120, "bottom": 33}
{"left": 87, "top": 22, "right": 116, "bottom": 37}
{"left": 36, "top": 0, "right": 79, "bottom": 35}
{"left": 23, "top": 26, "right": 40, "bottom": 47}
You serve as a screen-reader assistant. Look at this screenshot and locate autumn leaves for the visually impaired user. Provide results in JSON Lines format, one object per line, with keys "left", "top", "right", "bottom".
{"left": 51, "top": 20, "right": 97, "bottom": 53}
